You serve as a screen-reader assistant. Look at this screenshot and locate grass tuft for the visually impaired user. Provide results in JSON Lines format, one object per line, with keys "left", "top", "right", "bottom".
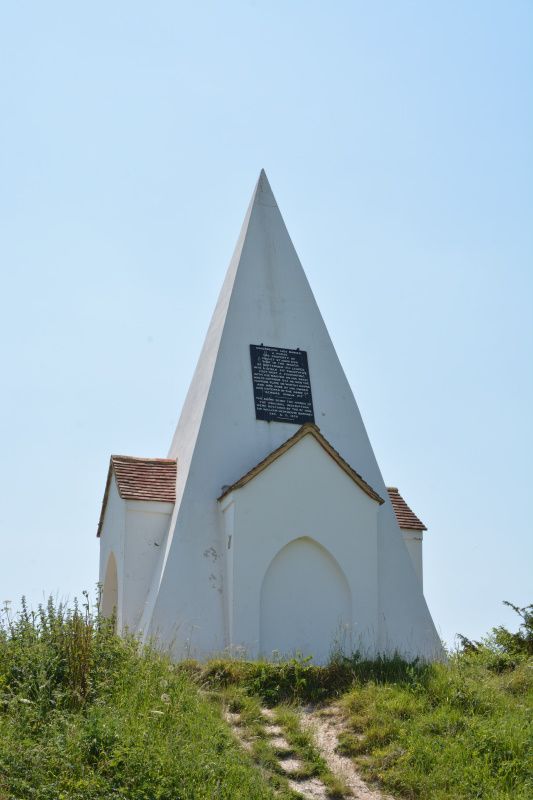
{"left": 1, "top": 596, "right": 530, "bottom": 799}
{"left": 337, "top": 650, "right": 533, "bottom": 799}
{"left": 0, "top": 597, "right": 290, "bottom": 799}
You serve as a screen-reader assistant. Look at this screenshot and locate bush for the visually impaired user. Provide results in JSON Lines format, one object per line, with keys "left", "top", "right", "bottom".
{"left": 336, "top": 602, "right": 533, "bottom": 800}
{"left": 491, "top": 602, "right": 533, "bottom": 657}
{"left": 0, "top": 596, "right": 284, "bottom": 800}
{"left": 196, "top": 652, "right": 434, "bottom": 706}
{"left": 458, "top": 600, "right": 533, "bottom": 658}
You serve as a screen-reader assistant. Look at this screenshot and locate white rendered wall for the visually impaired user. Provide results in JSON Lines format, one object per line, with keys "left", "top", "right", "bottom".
{"left": 220, "top": 434, "right": 380, "bottom": 664}
{"left": 140, "top": 171, "right": 443, "bottom": 662}
{"left": 100, "top": 552, "right": 118, "bottom": 622}
{"left": 260, "top": 539, "right": 351, "bottom": 662}
{"left": 99, "top": 477, "right": 126, "bottom": 630}
{"left": 99, "top": 473, "right": 173, "bottom": 634}
{"left": 122, "top": 500, "right": 174, "bottom": 632}
{"left": 401, "top": 530, "right": 424, "bottom": 590}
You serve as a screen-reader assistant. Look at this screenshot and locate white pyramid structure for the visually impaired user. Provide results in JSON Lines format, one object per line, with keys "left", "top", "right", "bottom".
{"left": 97, "top": 170, "right": 443, "bottom": 663}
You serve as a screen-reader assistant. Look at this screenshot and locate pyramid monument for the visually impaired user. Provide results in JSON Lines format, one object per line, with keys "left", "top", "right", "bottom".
{"left": 97, "top": 170, "right": 443, "bottom": 663}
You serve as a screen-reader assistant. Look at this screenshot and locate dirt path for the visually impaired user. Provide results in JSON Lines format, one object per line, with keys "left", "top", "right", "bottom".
{"left": 224, "top": 705, "right": 330, "bottom": 799}
{"left": 261, "top": 707, "right": 330, "bottom": 798}
{"left": 299, "top": 706, "right": 395, "bottom": 800}
{"left": 223, "top": 703, "right": 395, "bottom": 800}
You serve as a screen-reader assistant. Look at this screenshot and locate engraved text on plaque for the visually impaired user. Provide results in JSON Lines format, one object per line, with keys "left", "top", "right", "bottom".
{"left": 250, "top": 344, "right": 315, "bottom": 424}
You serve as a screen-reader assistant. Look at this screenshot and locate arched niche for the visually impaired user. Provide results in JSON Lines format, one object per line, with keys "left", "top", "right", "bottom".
{"left": 259, "top": 537, "right": 352, "bottom": 664}
{"left": 100, "top": 551, "right": 118, "bottom": 625}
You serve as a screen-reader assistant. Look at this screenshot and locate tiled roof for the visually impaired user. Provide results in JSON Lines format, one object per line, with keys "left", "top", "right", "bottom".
{"left": 387, "top": 487, "right": 427, "bottom": 531}
{"left": 97, "top": 456, "right": 176, "bottom": 537}
{"left": 218, "top": 423, "right": 384, "bottom": 505}
{"left": 112, "top": 456, "right": 177, "bottom": 502}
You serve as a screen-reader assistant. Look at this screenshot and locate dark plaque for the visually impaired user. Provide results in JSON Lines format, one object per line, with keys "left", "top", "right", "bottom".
{"left": 250, "top": 344, "right": 315, "bottom": 424}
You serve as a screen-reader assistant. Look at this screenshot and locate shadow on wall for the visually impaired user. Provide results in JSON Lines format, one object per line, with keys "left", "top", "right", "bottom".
{"left": 259, "top": 536, "right": 352, "bottom": 665}
{"left": 101, "top": 552, "right": 118, "bottom": 629}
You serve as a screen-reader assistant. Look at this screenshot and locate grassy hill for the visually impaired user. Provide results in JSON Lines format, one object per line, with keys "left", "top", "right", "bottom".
{"left": 0, "top": 597, "right": 285, "bottom": 800}
{"left": 0, "top": 596, "right": 531, "bottom": 799}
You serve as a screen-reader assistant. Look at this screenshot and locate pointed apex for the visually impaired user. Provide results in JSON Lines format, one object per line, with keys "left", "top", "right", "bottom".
{"left": 253, "top": 168, "right": 277, "bottom": 208}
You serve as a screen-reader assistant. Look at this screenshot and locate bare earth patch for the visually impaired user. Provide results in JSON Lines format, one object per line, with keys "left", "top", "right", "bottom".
{"left": 300, "top": 705, "right": 395, "bottom": 800}
{"left": 262, "top": 709, "right": 330, "bottom": 799}
{"left": 223, "top": 709, "right": 253, "bottom": 752}
{"left": 270, "top": 734, "right": 292, "bottom": 750}
{"left": 278, "top": 755, "right": 304, "bottom": 774}
{"left": 288, "top": 777, "right": 329, "bottom": 799}
{"left": 265, "top": 723, "right": 284, "bottom": 737}
{"left": 223, "top": 703, "right": 396, "bottom": 800}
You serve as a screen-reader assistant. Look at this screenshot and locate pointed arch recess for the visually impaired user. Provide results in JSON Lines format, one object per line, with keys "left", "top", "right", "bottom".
{"left": 259, "top": 537, "right": 352, "bottom": 663}
{"left": 101, "top": 552, "right": 118, "bottom": 624}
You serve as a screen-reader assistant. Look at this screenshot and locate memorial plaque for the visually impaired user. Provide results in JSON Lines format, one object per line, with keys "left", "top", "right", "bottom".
{"left": 250, "top": 344, "right": 315, "bottom": 424}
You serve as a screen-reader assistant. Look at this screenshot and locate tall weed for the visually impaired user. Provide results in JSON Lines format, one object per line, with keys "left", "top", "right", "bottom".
{"left": 0, "top": 596, "right": 284, "bottom": 800}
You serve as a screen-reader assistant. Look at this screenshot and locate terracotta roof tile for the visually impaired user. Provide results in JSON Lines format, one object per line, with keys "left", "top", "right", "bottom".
{"left": 112, "top": 456, "right": 177, "bottom": 502}
{"left": 97, "top": 456, "right": 176, "bottom": 537}
{"left": 387, "top": 487, "right": 427, "bottom": 531}
{"left": 218, "top": 423, "right": 384, "bottom": 505}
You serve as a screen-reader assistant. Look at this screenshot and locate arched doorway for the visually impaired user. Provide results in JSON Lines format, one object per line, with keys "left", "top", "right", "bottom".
{"left": 100, "top": 552, "right": 118, "bottom": 626}
{"left": 259, "top": 537, "right": 352, "bottom": 664}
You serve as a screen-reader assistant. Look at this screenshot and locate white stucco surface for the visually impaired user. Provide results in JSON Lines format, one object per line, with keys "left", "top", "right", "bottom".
{"left": 402, "top": 530, "right": 424, "bottom": 589}
{"left": 261, "top": 538, "right": 352, "bottom": 662}
{"left": 219, "top": 432, "right": 382, "bottom": 662}
{"left": 99, "top": 475, "right": 173, "bottom": 633}
{"left": 100, "top": 170, "right": 443, "bottom": 663}
{"left": 99, "top": 477, "right": 125, "bottom": 630}
{"left": 100, "top": 551, "right": 118, "bottom": 622}
{"left": 122, "top": 500, "right": 174, "bottom": 631}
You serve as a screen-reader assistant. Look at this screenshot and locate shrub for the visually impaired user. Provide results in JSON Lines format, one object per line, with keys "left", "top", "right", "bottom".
{"left": 0, "top": 596, "right": 284, "bottom": 800}
{"left": 196, "top": 652, "right": 433, "bottom": 705}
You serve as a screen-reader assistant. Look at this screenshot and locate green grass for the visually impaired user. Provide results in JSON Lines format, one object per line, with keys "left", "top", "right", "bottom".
{"left": 273, "top": 705, "right": 347, "bottom": 797}
{"left": 217, "top": 685, "right": 347, "bottom": 798}
{"left": 336, "top": 648, "right": 533, "bottom": 799}
{"left": 1, "top": 596, "right": 531, "bottom": 799}
{"left": 193, "top": 604, "right": 533, "bottom": 800}
{"left": 0, "top": 597, "right": 290, "bottom": 800}
{"left": 215, "top": 688, "right": 297, "bottom": 794}
{"left": 190, "top": 650, "right": 429, "bottom": 705}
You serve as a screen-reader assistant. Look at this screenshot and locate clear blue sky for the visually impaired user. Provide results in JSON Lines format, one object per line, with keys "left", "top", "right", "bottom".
{"left": 1, "top": 1, "right": 531, "bottom": 647}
